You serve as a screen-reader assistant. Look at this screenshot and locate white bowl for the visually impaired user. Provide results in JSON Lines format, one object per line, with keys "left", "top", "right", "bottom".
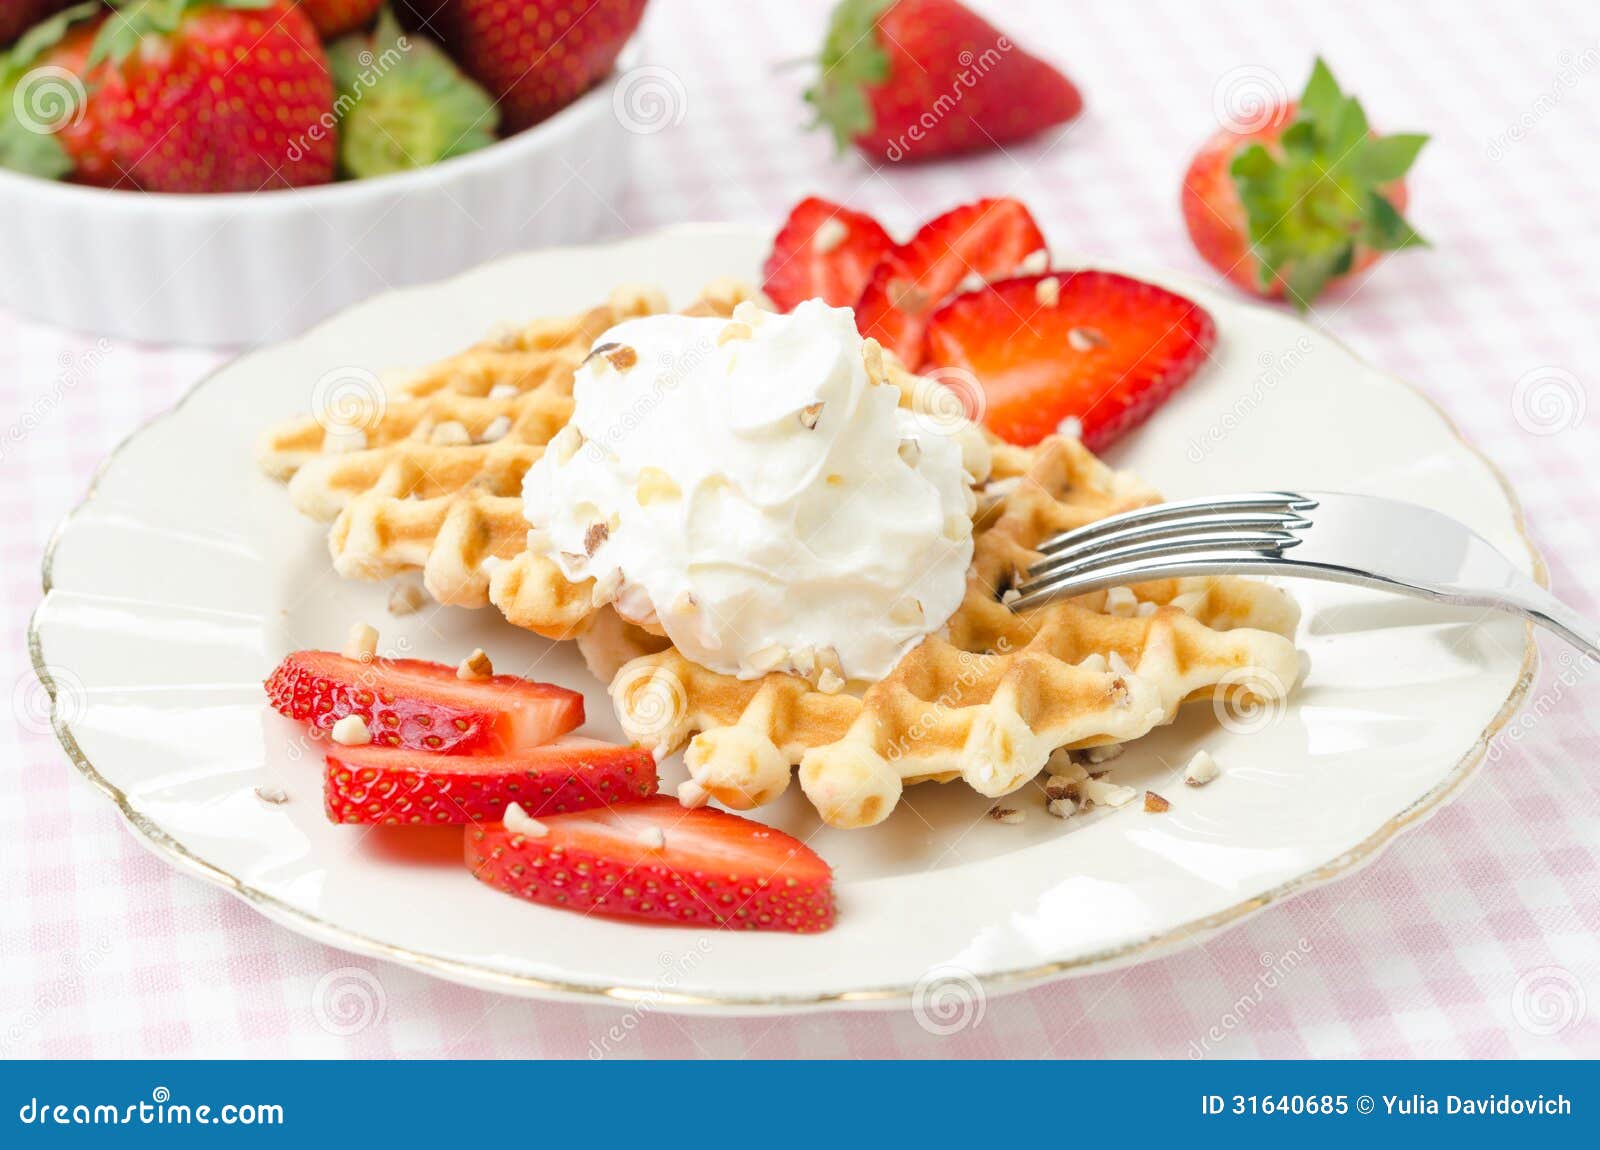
{"left": 0, "top": 48, "right": 636, "bottom": 347}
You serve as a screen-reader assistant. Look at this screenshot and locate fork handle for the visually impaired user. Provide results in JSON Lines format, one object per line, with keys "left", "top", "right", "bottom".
{"left": 1490, "top": 581, "right": 1600, "bottom": 661}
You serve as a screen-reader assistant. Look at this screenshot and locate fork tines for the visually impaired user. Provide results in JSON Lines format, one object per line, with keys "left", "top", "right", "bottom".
{"left": 1012, "top": 492, "right": 1317, "bottom": 611}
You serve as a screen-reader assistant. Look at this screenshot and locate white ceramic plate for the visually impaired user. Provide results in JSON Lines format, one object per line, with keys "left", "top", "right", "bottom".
{"left": 30, "top": 225, "right": 1540, "bottom": 1013}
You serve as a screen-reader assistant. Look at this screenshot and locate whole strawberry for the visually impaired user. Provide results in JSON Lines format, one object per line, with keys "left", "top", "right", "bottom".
{"left": 1182, "top": 58, "right": 1428, "bottom": 308}
{"left": 1, "top": 1, "right": 71, "bottom": 48}
{"left": 0, "top": 0, "right": 335, "bottom": 192}
{"left": 296, "top": 0, "right": 378, "bottom": 38}
{"left": 399, "top": 0, "right": 646, "bottom": 134}
{"left": 806, "top": 0, "right": 1082, "bottom": 162}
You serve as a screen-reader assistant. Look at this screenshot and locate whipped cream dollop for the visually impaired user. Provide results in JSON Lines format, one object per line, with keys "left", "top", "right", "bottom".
{"left": 523, "top": 299, "right": 983, "bottom": 683}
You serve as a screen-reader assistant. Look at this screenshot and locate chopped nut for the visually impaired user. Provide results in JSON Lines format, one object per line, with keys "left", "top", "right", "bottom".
{"left": 812, "top": 216, "right": 849, "bottom": 255}
{"left": 635, "top": 824, "right": 667, "bottom": 850}
{"left": 330, "top": 714, "right": 371, "bottom": 746}
{"left": 898, "top": 437, "right": 922, "bottom": 466}
{"left": 478, "top": 415, "right": 512, "bottom": 443}
{"left": 1044, "top": 775, "right": 1080, "bottom": 802}
{"left": 1067, "top": 326, "right": 1108, "bottom": 352}
{"left": 584, "top": 521, "right": 610, "bottom": 556}
{"left": 860, "top": 338, "right": 887, "bottom": 383}
{"left": 1144, "top": 790, "right": 1171, "bottom": 813}
{"left": 1035, "top": 275, "right": 1061, "bottom": 307}
{"left": 990, "top": 806, "right": 1026, "bottom": 825}
{"left": 343, "top": 622, "right": 379, "bottom": 663}
{"left": 1017, "top": 248, "right": 1050, "bottom": 275}
{"left": 457, "top": 648, "right": 493, "bottom": 680}
{"left": 676, "top": 779, "right": 710, "bottom": 809}
{"left": 1082, "top": 778, "right": 1138, "bottom": 809}
{"left": 888, "top": 277, "right": 931, "bottom": 314}
{"left": 1001, "top": 588, "right": 1021, "bottom": 605}
{"left": 1104, "top": 585, "right": 1139, "bottom": 617}
{"left": 387, "top": 581, "right": 427, "bottom": 616}
{"left": 254, "top": 785, "right": 288, "bottom": 805}
{"left": 731, "top": 299, "right": 765, "bottom": 327}
{"left": 584, "top": 342, "right": 638, "bottom": 372}
{"left": 1084, "top": 743, "right": 1124, "bottom": 765}
{"left": 975, "top": 475, "right": 1021, "bottom": 517}
{"left": 1184, "top": 749, "right": 1221, "bottom": 787}
{"left": 429, "top": 420, "right": 472, "bottom": 446}
{"left": 1055, "top": 415, "right": 1083, "bottom": 440}
{"left": 1135, "top": 600, "right": 1159, "bottom": 617}
{"left": 749, "top": 644, "right": 787, "bottom": 674}
{"left": 790, "top": 646, "right": 817, "bottom": 678}
{"left": 1046, "top": 797, "right": 1077, "bottom": 819}
{"left": 817, "top": 668, "right": 847, "bottom": 694}
{"left": 503, "top": 801, "right": 548, "bottom": 839}
{"left": 890, "top": 598, "right": 924, "bottom": 626}
{"left": 1044, "top": 749, "right": 1088, "bottom": 779}
{"left": 799, "top": 402, "right": 825, "bottom": 430}
{"left": 814, "top": 647, "right": 844, "bottom": 680}
{"left": 716, "top": 321, "right": 753, "bottom": 346}
{"left": 488, "top": 382, "right": 519, "bottom": 399}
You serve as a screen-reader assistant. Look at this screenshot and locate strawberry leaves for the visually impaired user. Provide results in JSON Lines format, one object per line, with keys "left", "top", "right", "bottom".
{"left": 1228, "top": 56, "right": 1428, "bottom": 308}
{"left": 330, "top": 4, "right": 497, "bottom": 178}
{"left": 88, "top": 0, "right": 274, "bottom": 69}
{"left": 803, "top": 0, "right": 894, "bottom": 151}
{"left": 0, "top": 1, "right": 99, "bottom": 179}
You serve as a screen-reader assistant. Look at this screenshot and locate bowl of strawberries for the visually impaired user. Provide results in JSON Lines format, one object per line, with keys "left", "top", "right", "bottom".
{"left": 0, "top": 0, "right": 648, "bottom": 345}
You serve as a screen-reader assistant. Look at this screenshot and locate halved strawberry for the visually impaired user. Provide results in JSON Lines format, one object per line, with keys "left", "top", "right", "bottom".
{"left": 325, "top": 737, "right": 656, "bottom": 825}
{"left": 854, "top": 197, "right": 1046, "bottom": 368}
{"left": 265, "top": 651, "right": 583, "bottom": 754}
{"left": 762, "top": 196, "right": 894, "bottom": 312}
{"left": 923, "top": 271, "right": 1217, "bottom": 450}
{"left": 465, "top": 796, "right": 836, "bottom": 932}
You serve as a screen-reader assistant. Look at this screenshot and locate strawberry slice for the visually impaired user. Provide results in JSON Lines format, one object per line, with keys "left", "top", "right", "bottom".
{"left": 923, "top": 271, "right": 1217, "bottom": 450}
{"left": 325, "top": 737, "right": 656, "bottom": 825}
{"left": 465, "top": 796, "right": 836, "bottom": 932}
{"left": 265, "top": 651, "right": 583, "bottom": 754}
{"left": 762, "top": 196, "right": 895, "bottom": 312}
{"left": 854, "top": 197, "right": 1046, "bottom": 368}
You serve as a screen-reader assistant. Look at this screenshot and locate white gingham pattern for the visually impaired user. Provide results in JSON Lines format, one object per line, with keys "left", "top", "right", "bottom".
{"left": 3, "top": 0, "right": 1598, "bottom": 1057}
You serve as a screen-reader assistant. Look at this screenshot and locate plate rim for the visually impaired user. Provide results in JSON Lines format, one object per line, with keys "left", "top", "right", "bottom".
{"left": 28, "top": 224, "right": 1544, "bottom": 1013}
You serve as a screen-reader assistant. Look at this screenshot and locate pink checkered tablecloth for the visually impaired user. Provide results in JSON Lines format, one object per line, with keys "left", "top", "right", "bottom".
{"left": 3, "top": 0, "right": 1598, "bottom": 1058}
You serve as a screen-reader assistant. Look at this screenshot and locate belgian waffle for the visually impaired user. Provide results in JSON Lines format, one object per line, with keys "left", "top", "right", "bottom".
{"left": 606, "top": 422, "right": 1301, "bottom": 828}
{"left": 255, "top": 284, "right": 760, "bottom": 610}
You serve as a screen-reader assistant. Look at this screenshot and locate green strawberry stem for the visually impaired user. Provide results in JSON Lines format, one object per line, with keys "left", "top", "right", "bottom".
{"left": 0, "top": 1, "right": 104, "bottom": 179}
{"left": 90, "top": 0, "right": 275, "bottom": 69}
{"left": 1229, "top": 57, "right": 1428, "bottom": 308}
{"left": 330, "top": 5, "right": 497, "bottom": 179}
{"left": 804, "top": 0, "right": 895, "bottom": 151}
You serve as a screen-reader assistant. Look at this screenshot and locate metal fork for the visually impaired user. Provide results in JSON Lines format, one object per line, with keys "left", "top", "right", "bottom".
{"left": 1010, "top": 491, "right": 1599, "bottom": 658}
